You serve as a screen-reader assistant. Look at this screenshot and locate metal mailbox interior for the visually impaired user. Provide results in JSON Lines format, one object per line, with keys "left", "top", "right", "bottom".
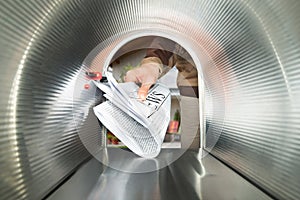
{"left": 0, "top": 0, "right": 300, "bottom": 199}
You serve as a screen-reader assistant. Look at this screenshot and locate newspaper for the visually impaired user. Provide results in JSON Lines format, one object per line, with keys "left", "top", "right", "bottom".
{"left": 93, "top": 71, "right": 171, "bottom": 158}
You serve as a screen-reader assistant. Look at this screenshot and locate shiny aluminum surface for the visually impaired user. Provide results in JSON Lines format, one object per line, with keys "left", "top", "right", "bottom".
{"left": 1, "top": 0, "right": 300, "bottom": 199}
{"left": 48, "top": 150, "right": 271, "bottom": 200}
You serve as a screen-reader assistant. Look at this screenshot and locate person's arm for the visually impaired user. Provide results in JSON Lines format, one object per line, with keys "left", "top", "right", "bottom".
{"left": 124, "top": 56, "right": 163, "bottom": 101}
{"left": 145, "top": 48, "right": 173, "bottom": 66}
{"left": 124, "top": 38, "right": 175, "bottom": 100}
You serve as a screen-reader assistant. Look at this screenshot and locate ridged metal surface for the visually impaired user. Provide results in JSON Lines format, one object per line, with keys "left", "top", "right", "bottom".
{"left": 0, "top": 1, "right": 103, "bottom": 199}
{"left": 1, "top": 0, "right": 300, "bottom": 199}
{"left": 203, "top": 1, "right": 300, "bottom": 200}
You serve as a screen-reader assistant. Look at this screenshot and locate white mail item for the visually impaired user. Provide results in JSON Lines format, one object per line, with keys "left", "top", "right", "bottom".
{"left": 93, "top": 80, "right": 171, "bottom": 158}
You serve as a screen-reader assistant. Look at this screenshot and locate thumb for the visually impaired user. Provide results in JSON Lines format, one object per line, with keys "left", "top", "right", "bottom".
{"left": 138, "top": 83, "right": 153, "bottom": 101}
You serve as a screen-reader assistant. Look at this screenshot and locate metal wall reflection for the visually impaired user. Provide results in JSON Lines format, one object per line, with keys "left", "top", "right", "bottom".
{"left": 0, "top": 0, "right": 300, "bottom": 200}
{"left": 203, "top": 1, "right": 300, "bottom": 200}
{"left": 0, "top": 1, "right": 103, "bottom": 199}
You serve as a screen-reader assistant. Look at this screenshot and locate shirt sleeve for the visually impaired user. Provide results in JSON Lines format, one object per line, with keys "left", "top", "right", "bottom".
{"left": 142, "top": 37, "right": 177, "bottom": 77}
{"left": 145, "top": 48, "right": 173, "bottom": 66}
{"left": 144, "top": 37, "right": 176, "bottom": 65}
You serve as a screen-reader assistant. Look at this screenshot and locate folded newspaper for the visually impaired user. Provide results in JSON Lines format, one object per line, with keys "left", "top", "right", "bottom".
{"left": 93, "top": 71, "right": 171, "bottom": 158}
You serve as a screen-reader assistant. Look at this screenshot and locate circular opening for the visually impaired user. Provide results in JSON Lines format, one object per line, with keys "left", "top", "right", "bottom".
{"left": 75, "top": 33, "right": 208, "bottom": 173}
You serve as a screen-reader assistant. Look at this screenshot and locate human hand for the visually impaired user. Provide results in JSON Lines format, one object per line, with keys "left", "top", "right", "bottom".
{"left": 124, "top": 57, "right": 162, "bottom": 101}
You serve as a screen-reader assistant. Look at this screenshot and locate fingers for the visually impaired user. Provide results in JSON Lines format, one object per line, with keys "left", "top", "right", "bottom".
{"left": 124, "top": 69, "right": 138, "bottom": 83}
{"left": 123, "top": 63, "right": 160, "bottom": 101}
{"left": 124, "top": 63, "right": 160, "bottom": 83}
{"left": 138, "top": 83, "right": 153, "bottom": 101}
